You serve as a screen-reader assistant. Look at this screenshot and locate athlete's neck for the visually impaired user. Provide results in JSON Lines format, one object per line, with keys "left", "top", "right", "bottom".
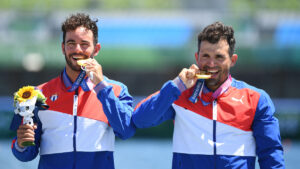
{"left": 65, "top": 67, "right": 80, "bottom": 83}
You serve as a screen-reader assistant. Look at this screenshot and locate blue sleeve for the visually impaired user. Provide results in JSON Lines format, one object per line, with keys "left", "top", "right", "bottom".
{"left": 11, "top": 116, "right": 42, "bottom": 162}
{"left": 252, "top": 91, "right": 285, "bottom": 169}
{"left": 133, "top": 80, "right": 181, "bottom": 128}
{"left": 97, "top": 83, "right": 136, "bottom": 140}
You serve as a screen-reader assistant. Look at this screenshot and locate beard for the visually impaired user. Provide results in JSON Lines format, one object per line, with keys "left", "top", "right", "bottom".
{"left": 64, "top": 52, "right": 91, "bottom": 71}
{"left": 204, "top": 71, "right": 229, "bottom": 91}
{"left": 205, "top": 78, "right": 219, "bottom": 87}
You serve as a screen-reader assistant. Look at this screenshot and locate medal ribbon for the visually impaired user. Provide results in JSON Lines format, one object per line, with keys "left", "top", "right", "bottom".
{"left": 188, "top": 79, "right": 204, "bottom": 103}
{"left": 68, "top": 70, "right": 90, "bottom": 92}
{"left": 189, "top": 75, "right": 233, "bottom": 104}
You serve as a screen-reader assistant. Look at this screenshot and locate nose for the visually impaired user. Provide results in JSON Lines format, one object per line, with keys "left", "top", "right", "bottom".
{"left": 206, "top": 58, "right": 216, "bottom": 67}
{"left": 74, "top": 44, "right": 83, "bottom": 52}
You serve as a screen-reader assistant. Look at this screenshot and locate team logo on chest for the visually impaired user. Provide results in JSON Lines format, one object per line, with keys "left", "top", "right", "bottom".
{"left": 50, "top": 94, "right": 58, "bottom": 102}
{"left": 231, "top": 95, "right": 244, "bottom": 104}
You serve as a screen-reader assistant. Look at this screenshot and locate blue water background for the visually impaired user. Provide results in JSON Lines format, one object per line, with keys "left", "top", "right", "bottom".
{"left": 0, "top": 139, "right": 298, "bottom": 169}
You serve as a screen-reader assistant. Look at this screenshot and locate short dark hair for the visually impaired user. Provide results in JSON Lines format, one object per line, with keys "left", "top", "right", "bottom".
{"left": 62, "top": 13, "right": 98, "bottom": 45}
{"left": 197, "top": 22, "right": 235, "bottom": 56}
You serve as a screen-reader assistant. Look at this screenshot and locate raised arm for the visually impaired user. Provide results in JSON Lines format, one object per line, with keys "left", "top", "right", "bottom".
{"left": 133, "top": 64, "right": 200, "bottom": 128}
{"left": 133, "top": 80, "right": 179, "bottom": 128}
{"left": 96, "top": 81, "right": 136, "bottom": 140}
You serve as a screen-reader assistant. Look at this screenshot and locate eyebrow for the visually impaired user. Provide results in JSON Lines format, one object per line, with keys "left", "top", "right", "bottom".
{"left": 66, "top": 39, "right": 75, "bottom": 43}
{"left": 199, "top": 52, "right": 209, "bottom": 55}
{"left": 81, "top": 40, "right": 90, "bottom": 43}
{"left": 66, "top": 39, "right": 90, "bottom": 44}
{"left": 216, "top": 54, "right": 224, "bottom": 57}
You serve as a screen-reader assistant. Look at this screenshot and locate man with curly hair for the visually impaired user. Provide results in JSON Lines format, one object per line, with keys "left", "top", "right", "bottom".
{"left": 133, "top": 22, "right": 285, "bottom": 169}
{"left": 11, "top": 13, "right": 136, "bottom": 169}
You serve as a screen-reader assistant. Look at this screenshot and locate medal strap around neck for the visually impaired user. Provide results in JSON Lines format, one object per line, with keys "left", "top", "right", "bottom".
{"left": 68, "top": 70, "right": 88, "bottom": 92}
{"left": 189, "top": 79, "right": 205, "bottom": 103}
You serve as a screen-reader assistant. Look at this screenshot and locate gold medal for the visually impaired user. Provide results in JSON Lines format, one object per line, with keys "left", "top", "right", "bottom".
{"left": 77, "top": 58, "right": 92, "bottom": 66}
{"left": 195, "top": 71, "right": 211, "bottom": 79}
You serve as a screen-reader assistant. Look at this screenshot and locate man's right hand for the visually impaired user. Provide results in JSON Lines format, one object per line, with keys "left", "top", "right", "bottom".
{"left": 178, "top": 64, "right": 200, "bottom": 89}
{"left": 16, "top": 124, "right": 37, "bottom": 148}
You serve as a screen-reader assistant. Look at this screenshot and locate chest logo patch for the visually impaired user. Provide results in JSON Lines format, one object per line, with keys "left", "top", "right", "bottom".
{"left": 50, "top": 94, "right": 58, "bottom": 102}
{"left": 231, "top": 96, "right": 244, "bottom": 104}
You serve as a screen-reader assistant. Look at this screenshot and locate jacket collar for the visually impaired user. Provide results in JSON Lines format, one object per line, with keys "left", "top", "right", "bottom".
{"left": 62, "top": 68, "right": 95, "bottom": 91}
{"left": 202, "top": 74, "right": 232, "bottom": 99}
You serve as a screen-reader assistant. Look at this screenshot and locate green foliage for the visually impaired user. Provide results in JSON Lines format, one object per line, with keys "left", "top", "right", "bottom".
{"left": 59, "top": 0, "right": 87, "bottom": 9}
{"left": 0, "top": 0, "right": 177, "bottom": 10}
{"left": 230, "top": 0, "right": 257, "bottom": 13}
{"left": 0, "top": 0, "right": 88, "bottom": 11}
{"left": 230, "top": 0, "right": 300, "bottom": 12}
{"left": 263, "top": 0, "right": 300, "bottom": 10}
{"left": 0, "top": 0, "right": 11, "bottom": 9}
{"left": 99, "top": 0, "right": 175, "bottom": 10}
{"left": 1, "top": 0, "right": 299, "bottom": 11}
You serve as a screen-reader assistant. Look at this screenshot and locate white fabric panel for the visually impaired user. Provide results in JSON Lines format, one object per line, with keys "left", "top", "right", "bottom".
{"left": 38, "top": 110, "right": 74, "bottom": 155}
{"left": 76, "top": 116, "right": 115, "bottom": 152}
{"left": 172, "top": 104, "right": 256, "bottom": 156}
{"left": 38, "top": 110, "right": 114, "bottom": 155}
{"left": 172, "top": 104, "right": 214, "bottom": 155}
{"left": 215, "top": 120, "right": 256, "bottom": 156}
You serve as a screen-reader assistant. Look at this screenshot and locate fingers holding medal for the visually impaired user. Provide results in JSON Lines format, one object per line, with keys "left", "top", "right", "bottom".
{"left": 189, "top": 64, "right": 212, "bottom": 79}
{"left": 178, "top": 64, "right": 211, "bottom": 89}
{"left": 77, "top": 58, "right": 104, "bottom": 85}
{"left": 178, "top": 64, "right": 199, "bottom": 89}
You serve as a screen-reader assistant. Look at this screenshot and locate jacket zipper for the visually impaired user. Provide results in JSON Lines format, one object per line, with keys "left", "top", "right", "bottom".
{"left": 73, "top": 89, "right": 78, "bottom": 151}
{"left": 212, "top": 100, "right": 217, "bottom": 169}
{"left": 72, "top": 89, "right": 79, "bottom": 168}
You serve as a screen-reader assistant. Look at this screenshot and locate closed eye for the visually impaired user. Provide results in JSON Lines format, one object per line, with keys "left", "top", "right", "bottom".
{"left": 202, "top": 54, "right": 210, "bottom": 58}
{"left": 216, "top": 54, "right": 225, "bottom": 60}
{"left": 81, "top": 43, "right": 90, "bottom": 48}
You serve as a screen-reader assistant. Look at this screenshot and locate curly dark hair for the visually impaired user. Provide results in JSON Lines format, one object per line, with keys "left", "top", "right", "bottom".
{"left": 197, "top": 22, "right": 235, "bottom": 56}
{"left": 62, "top": 13, "right": 98, "bottom": 45}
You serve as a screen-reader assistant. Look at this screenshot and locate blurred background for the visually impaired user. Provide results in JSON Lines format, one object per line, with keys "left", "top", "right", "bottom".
{"left": 0, "top": 0, "right": 299, "bottom": 168}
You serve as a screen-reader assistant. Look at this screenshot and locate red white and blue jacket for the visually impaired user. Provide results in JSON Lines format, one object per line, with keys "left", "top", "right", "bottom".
{"left": 11, "top": 69, "right": 135, "bottom": 169}
{"left": 133, "top": 75, "right": 285, "bottom": 169}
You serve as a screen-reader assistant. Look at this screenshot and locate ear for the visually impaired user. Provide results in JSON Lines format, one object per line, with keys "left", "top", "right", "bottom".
{"left": 92, "top": 43, "right": 101, "bottom": 58}
{"left": 194, "top": 52, "right": 199, "bottom": 61}
{"left": 230, "top": 54, "right": 238, "bottom": 67}
{"left": 61, "top": 43, "right": 65, "bottom": 55}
